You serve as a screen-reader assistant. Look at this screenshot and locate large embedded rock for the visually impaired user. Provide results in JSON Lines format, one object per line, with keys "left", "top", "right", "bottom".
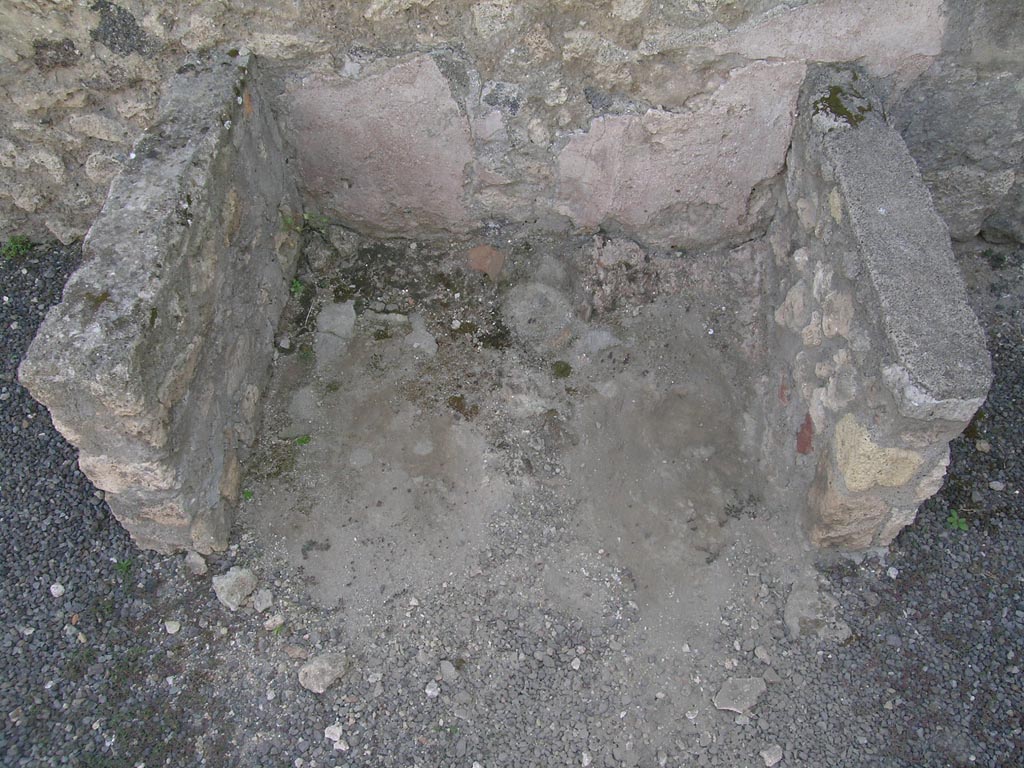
{"left": 894, "top": 1, "right": 1024, "bottom": 243}
{"left": 19, "top": 55, "right": 301, "bottom": 553}
{"left": 285, "top": 55, "right": 474, "bottom": 238}
{"left": 298, "top": 652, "right": 350, "bottom": 694}
{"left": 893, "top": 62, "right": 1023, "bottom": 242}
{"left": 713, "top": 677, "right": 767, "bottom": 714}
{"left": 212, "top": 567, "right": 258, "bottom": 612}
{"left": 557, "top": 61, "right": 805, "bottom": 249}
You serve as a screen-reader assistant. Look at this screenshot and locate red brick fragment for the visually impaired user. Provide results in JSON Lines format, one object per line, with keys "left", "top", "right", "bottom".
{"left": 796, "top": 412, "right": 814, "bottom": 454}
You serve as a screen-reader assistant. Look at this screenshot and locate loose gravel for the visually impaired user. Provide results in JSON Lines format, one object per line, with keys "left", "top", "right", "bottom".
{"left": 0, "top": 240, "right": 1020, "bottom": 767}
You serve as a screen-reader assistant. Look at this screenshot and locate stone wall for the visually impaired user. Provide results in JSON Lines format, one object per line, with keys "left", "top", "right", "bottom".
{"left": 762, "top": 66, "right": 992, "bottom": 548}
{"left": 892, "top": 0, "right": 1024, "bottom": 243}
{"left": 18, "top": 54, "right": 301, "bottom": 553}
{"left": 1, "top": 0, "right": 982, "bottom": 249}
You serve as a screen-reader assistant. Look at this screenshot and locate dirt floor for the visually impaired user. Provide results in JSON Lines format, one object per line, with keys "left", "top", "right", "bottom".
{"left": 236, "top": 227, "right": 836, "bottom": 755}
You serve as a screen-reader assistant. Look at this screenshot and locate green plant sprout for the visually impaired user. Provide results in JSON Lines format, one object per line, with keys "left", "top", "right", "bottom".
{"left": 2, "top": 235, "right": 31, "bottom": 259}
{"left": 947, "top": 509, "right": 968, "bottom": 531}
{"left": 294, "top": 434, "right": 311, "bottom": 446}
{"left": 241, "top": 489, "right": 254, "bottom": 501}
{"left": 290, "top": 278, "right": 305, "bottom": 298}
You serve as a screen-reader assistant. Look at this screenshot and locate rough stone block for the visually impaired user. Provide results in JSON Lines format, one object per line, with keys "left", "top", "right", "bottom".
{"left": 893, "top": 61, "right": 1024, "bottom": 242}
{"left": 807, "top": 460, "right": 890, "bottom": 550}
{"left": 19, "top": 54, "right": 300, "bottom": 553}
{"left": 710, "top": 0, "right": 944, "bottom": 84}
{"left": 557, "top": 61, "right": 805, "bottom": 248}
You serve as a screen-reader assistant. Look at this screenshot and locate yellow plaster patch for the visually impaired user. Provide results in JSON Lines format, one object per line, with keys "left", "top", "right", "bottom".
{"left": 834, "top": 414, "right": 922, "bottom": 492}
{"left": 829, "top": 187, "right": 843, "bottom": 223}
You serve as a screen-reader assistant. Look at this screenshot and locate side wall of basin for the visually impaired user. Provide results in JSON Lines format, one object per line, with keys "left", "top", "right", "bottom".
{"left": 19, "top": 55, "right": 301, "bottom": 553}
{"left": 762, "top": 66, "right": 993, "bottom": 548}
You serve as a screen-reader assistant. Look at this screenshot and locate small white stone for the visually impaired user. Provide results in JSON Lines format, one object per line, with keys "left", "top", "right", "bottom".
{"left": 184, "top": 550, "right": 207, "bottom": 576}
{"left": 581, "top": 752, "right": 592, "bottom": 767}
{"left": 252, "top": 588, "right": 273, "bottom": 613}
{"left": 164, "top": 620, "right": 181, "bottom": 635}
{"left": 760, "top": 744, "right": 784, "bottom": 767}
{"left": 324, "top": 723, "right": 344, "bottom": 742}
{"left": 887, "top": 567, "right": 899, "bottom": 580}
{"left": 989, "top": 480, "right": 1006, "bottom": 491}
{"left": 440, "top": 660, "right": 458, "bottom": 683}
{"left": 263, "top": 614, "right": 285, "bottom": 631}
{"left": 570, "top": 657, "right": 581, "bottom": 671}
{"left": 975, "top": 440, "right": 991, "bottom": 453}
{"left": 408, "top": 596, "right": 420, "bottom": 607}
{"left": 425, "top": 680, "right": 440, "bottom": 699}
{"left": 49, "top": 583, "right": 65, "bottom": 598}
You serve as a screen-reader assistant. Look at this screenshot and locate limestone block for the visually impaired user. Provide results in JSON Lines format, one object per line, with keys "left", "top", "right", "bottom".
{"left": 84, "top": 151, "right": 122, "bottom": 185}
{"left": 894, "top": 62, "right": 1023, "bottom": 242}
{"left": 557, "top": 61, "right": 805, "bottom": 248}
{"left": 68, "top": 113, "right": 129, "bottom": 144}
{"left": 821, "top": 290, "right": 854, "bottom": 339}
{"left": 471, "top": 1, "right": 527, "bottom": 41}
{"left": 875, "top": 507, "right": 920, "bottom": 547}
{"left": 774, "top": 279, "right": 810, "bottom": 332}
{"left": 922, "top": 166, "right": 1016, "bottom": 241}
{"left": 363, "top": 0, "right": 435, "bottom": 21}
{"left": 807, "top": 460, "right": 890, "bottom": 549}
{"left": 914, "top": 449, "right": 951, "bottom": 503}
{"left": 285, "top": 55, "right": 473, "bottom": 237}
{"left": 800, "top": 313, "right": 823, "bottom": 348}
{"left": 834, "top": 415, "right": 923, "bottom": 493}
{"left": 611, "top": 0, "right": 648, "bottom": 22}
{"left": 20, "top": 54, "right": 300, "bottom": 554}
{"left": 711, "top": 0, "right": 944, "bottom": 83}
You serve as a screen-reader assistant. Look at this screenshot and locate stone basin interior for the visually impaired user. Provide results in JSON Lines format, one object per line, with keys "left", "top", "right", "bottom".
{"left": 242, "top": 226, "right": 769, "bottom": 633}
{"left": 18, "top": 53, "right": 993, "bottom": 639}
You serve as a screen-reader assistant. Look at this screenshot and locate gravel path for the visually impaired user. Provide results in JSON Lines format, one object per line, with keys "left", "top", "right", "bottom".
{"left": 0, "top": 241, "right": 1021, "bottom": 767}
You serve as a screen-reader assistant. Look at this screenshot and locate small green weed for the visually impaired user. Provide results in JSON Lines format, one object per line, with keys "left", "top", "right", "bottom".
{"left": 273, "top": 623, "right": 285, "bottom": 636}
{"left": 290, "top": 278, "right": 305, "bottom": 298}
{"left": 281, "top": 211, "right": 330, "bottom": 234}
{"left": 294, "top": 434, "right": 311, "bottom": 446}
{"left": 552, "top": 360, "right": 572, "bottom": 379}
{"left": 2, "top": 235, "right": 31, "bottom": 259}
{"left": 303, "top": 211, "right": 329, "bottom": 231}
{"left": 947, "top": 509, "right": 969, "bottom": 531}
{"left": 241, "top": 489, "right": 254, "bottom": 502}
{"left": 114, "top": 558, "right": 133, "bottom": 576}
{"left": 982, "top": 248, "right": 1006, "bottom": 269}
